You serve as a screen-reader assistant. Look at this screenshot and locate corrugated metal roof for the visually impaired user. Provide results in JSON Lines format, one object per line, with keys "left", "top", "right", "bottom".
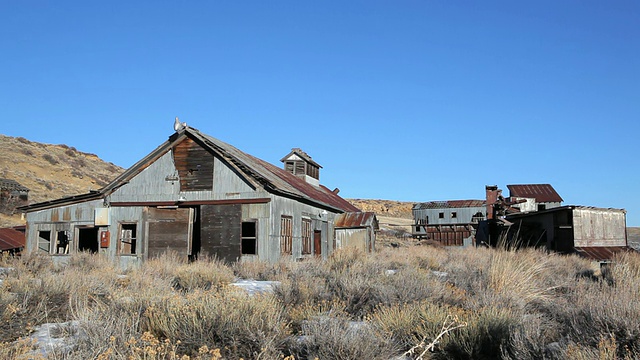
{"left": 507, "top": 184, "right": 563, "bottom": 203}
{"left": 335, "top": 212, "right": 378, "bottom": 229}
{"left": 574, "top": 246, "right": 631, "bottom": 262}
{"left": 0, "top": 227, "right": 25, "bottom": 251}
{"left": 413, "top": 200, "right": 486, "bottom": 210}
{"left": 0, "top": 178, "right": 29, "bottom": 192}
{"left": 19, "top": 127, "right": 360, "bottom": 214}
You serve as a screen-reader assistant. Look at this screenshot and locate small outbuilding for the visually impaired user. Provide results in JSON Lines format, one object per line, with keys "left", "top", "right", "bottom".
{"left": 334, "top": 212, "right": 378, "bottom": 252}
{"left": 0, "top": 226, "right": 26, "bottom": 256}
{"left": 412, "top": 200, "right": 486, "bottom": 246}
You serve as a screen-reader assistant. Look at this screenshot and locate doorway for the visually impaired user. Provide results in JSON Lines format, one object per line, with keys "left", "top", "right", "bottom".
{"left": 314, "top": 230, "right": 322, "bottom": 257}
{"left": 78, "top": 227, "right": 99, "bottom": 253}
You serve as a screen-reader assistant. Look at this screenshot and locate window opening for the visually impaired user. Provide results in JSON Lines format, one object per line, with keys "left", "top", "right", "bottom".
{"left": 37, "top": 231, "right": 51, "bottom": 253}
{"left": 438, "top": 212, "right": 444, "bottom": 219}
{"left": 119, "top": 223, "right": 137, "bottom": 255}
{"left": 55, "top": 231, "right": 69, "bottom": 254}
{"left": 78, "top": 227, "right": 99, "bottom": 253}
{"left": 241, "top": 221, "right": 257, "bottom": 255}
{"left": 451, "top": 212, "right": 457, "bottom": 219}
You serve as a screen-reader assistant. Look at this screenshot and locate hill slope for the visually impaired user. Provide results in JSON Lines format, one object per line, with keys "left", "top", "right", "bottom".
{"left": 0, "top": 135, "right": 124, "bottom": 227}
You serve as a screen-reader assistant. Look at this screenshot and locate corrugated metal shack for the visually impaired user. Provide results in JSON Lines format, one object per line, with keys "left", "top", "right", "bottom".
{"left": 19, "top": 125, "right": 363, "bottom": 266}
{"left": 335, "top": 212, "right": 378, "bottom": 252}
{"left": 503, "top": 206, "right": 628, "bottom": 262}
{"left": 412, "top": 200, "right": 486, "bottom": 246}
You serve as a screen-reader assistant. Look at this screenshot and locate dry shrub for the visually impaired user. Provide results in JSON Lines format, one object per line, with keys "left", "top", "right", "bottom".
{"left": 143, "top": 289, "right": 288, "bottom": 358}
{"left": 291, "top": 313, "right": 398, "bottom": 360}
{"left": 171, "top": 258, "right": 234, "bottom": 292}
{"left": 231, "top": 258, "right": 294, "bottom": 280}
{"left": 42, "top": 153, "right": 59, "bottom": 165}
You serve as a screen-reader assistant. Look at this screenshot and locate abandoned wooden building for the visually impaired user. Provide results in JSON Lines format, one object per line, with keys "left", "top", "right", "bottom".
{"left": 503, "top": 205, "right": 628, "bottom": 262}
{"left": 19, "top": 125, "right": 367, "bottom": 266}
{"left": 412, "top": 200, "right": 486, "bottom": 246}
{"left": 0, "top": 178, "right": 29, "bottom": 215}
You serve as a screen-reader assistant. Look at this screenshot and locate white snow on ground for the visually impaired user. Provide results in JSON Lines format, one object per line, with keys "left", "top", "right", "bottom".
{"left": 230, "top": 279, "right": 280, "bottom": 295}
{"left": 28, "top": 321, "right": 83, "bottom": 357}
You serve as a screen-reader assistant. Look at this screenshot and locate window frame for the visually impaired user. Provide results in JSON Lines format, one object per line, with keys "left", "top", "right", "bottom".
{"left": 241, "top": 220, "right": 258, "bottom": 255}
{"left": 118, "top": 222, "right": 138, "bottom": 255}
{"left": 280, "top": 215, "right": 293, "bottom": 255}
{"left": 301, "top": 218, "right": 312, "bottom": 255}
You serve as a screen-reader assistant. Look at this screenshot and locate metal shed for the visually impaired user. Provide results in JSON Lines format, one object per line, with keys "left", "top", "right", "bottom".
{"left": 335, "top": 212, "right": 378, "bottom": 253}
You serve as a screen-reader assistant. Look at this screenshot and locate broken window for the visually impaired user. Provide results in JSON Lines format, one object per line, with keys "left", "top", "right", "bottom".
{"left": 302, "top": 218, "right": 312, "bottom": 255}
{"left": 438, "top": 212, "right": 444, "bottom": 219}
{"left": 119, "top": 223, "right": 137, "bottom": 255}
{"left": 78, "top": 227, "right": 99, "bottom": 253}
{"left": 37, "top": 231, "right": 51, "bottom": 253}
{"left": 280, "top": 216, "right": 293, "bottom": 255}
{"left": 55, "top": 231, "right": 69, "bottom": 254}
{"left": 241, "top": 221, "right": 257, "bottom": 255}
{"left": 538, "top": 204, "right": 546, "bottom": 211}
{"left": 451, "top": 212, "right": 457, "bottom": 219}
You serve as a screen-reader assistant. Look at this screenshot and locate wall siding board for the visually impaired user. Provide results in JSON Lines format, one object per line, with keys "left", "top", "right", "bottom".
{"left": 146, "top": 207, "right": 192, "bottom": 258}
{"left": 200, "top": 204, "right": 242, "bottom": 262}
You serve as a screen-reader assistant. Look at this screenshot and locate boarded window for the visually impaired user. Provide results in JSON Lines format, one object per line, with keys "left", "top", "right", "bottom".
{"left": 302, "top": 218, "right": 312, "bottom": 255}
{"left": 285, "top": 161, "right": 294, "bottom": 174}
{"left": 172, "top": 137, "right": 214, "bottom": 191}
{"left": 54, "top": 231, "right": 69, "bottom": 254}
{"left": 295, "top": 162, "right": 305, "bottom": 176}
{"left": 119, "top": 223, "right": 137, "bottom": 255}
{"left": 37, "top": 231, "right": 51, "bottom": 253}
{"left": 280, "top": 216, "right": 293, "bottom": 255}
{"left": 241, "top": 221, "right": 257, "bottom": 255}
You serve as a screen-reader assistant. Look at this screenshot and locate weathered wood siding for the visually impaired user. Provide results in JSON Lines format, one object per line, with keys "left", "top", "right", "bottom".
{"left": 146, "top": 207, "right": 192, "bottom": 258}
{"left": 173, "top": 137, "right": 214, "bottom": 191}
{"left": 335, "top": 228, "right": 367, "bottom": 251}
{"left": 200, "top": 204, "right": 242, "bottom": 262}
{"left": 573, "top": 208, "right": 627, "bottom": 247}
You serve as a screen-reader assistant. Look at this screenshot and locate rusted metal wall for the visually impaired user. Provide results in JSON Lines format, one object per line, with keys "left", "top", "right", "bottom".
{"left": 267, "top": 194, "right": 337, "bottom": 263}
{"left": 335, "top": 228, "right": 367, "bottom": 252}
{"left": 573, "top": 208, "right": 626, "bottom": 247}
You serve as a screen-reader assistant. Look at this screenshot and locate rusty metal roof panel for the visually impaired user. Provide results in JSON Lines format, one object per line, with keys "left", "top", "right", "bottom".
{"left": 335, "top": 212, "right": 378, "bottom": 229}
{"left": 507, "top": 184, "right": 563, "bottom": 203}
{"left": 574, "top": 246, "right": 631, "bottom": 262}
{"left": 0, "top": 227, "right": 25, "bottom": 251}
{"left": 413, "top": 200, "right": 485, "bottom": 210}
{"left": 194, "top": 129, "right": 360, "bottom": 213}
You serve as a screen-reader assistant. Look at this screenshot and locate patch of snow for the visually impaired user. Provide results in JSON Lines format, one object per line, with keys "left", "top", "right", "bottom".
{"left": 385, "top": 269, "right": 398, "bottom": 276}
{"left": 430, "top": 270, "right": 448, "bottom": 278}
{"left": 28, "top": 320, "right": 84, "bottom": 357}
{"left": 231, "top": 279, "right": 280, "bottom": 295}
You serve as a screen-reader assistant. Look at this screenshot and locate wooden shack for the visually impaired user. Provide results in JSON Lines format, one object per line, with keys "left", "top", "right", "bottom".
{"left": 0, "top": 178, "right": 29, "bottom": 214}
{"left": 19, "top": 126, "right": 361, "bottom": 266}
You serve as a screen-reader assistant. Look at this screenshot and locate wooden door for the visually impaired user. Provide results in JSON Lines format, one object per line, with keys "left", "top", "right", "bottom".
{"left": 146, "top": 207, "right": 193, "bottom": 258}
{"left": 200, "top": 204, "right": 242, "bottom": 262}
{"left": 314, "top": 230, "right": 322, "bottom": 257}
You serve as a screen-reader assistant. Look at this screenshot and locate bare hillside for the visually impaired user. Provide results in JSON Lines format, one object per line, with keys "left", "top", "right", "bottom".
{"left": 0, "top": 135, "right": 124, "bottom": 226}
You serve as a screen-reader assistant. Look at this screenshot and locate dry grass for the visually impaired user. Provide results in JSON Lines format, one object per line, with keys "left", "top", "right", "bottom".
{"left": 1, "top": 246, "right": 640, "bottom": 359}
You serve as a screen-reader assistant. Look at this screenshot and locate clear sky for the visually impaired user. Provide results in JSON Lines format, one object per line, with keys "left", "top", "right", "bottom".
{"left": 1, "top": 1, "right": 638, "bottom": 225}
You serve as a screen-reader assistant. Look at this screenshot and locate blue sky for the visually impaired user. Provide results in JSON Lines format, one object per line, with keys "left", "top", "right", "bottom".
{"left": 1, "top": 1, "right": 638, "bottom": 225}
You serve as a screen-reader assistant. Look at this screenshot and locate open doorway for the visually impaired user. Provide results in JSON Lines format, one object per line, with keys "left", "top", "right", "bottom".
{"left": 78, "top": 227, "right": 99, "bottom": 253}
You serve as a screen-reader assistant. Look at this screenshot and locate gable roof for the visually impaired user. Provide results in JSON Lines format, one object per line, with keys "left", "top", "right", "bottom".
{"left": 19, "top": 126, "right": 359, "bottom": 213}
{"left": 279, "top": 148, "right": 322, "bottom": 168}
{"left": 0, "top": 178, "right": 29, "bottom": 192}
{"left": 413, "top": 200, "right": 486, "bottom": 210}
{"left": 507, "top": 184, "right": 563, "bottom": 203}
